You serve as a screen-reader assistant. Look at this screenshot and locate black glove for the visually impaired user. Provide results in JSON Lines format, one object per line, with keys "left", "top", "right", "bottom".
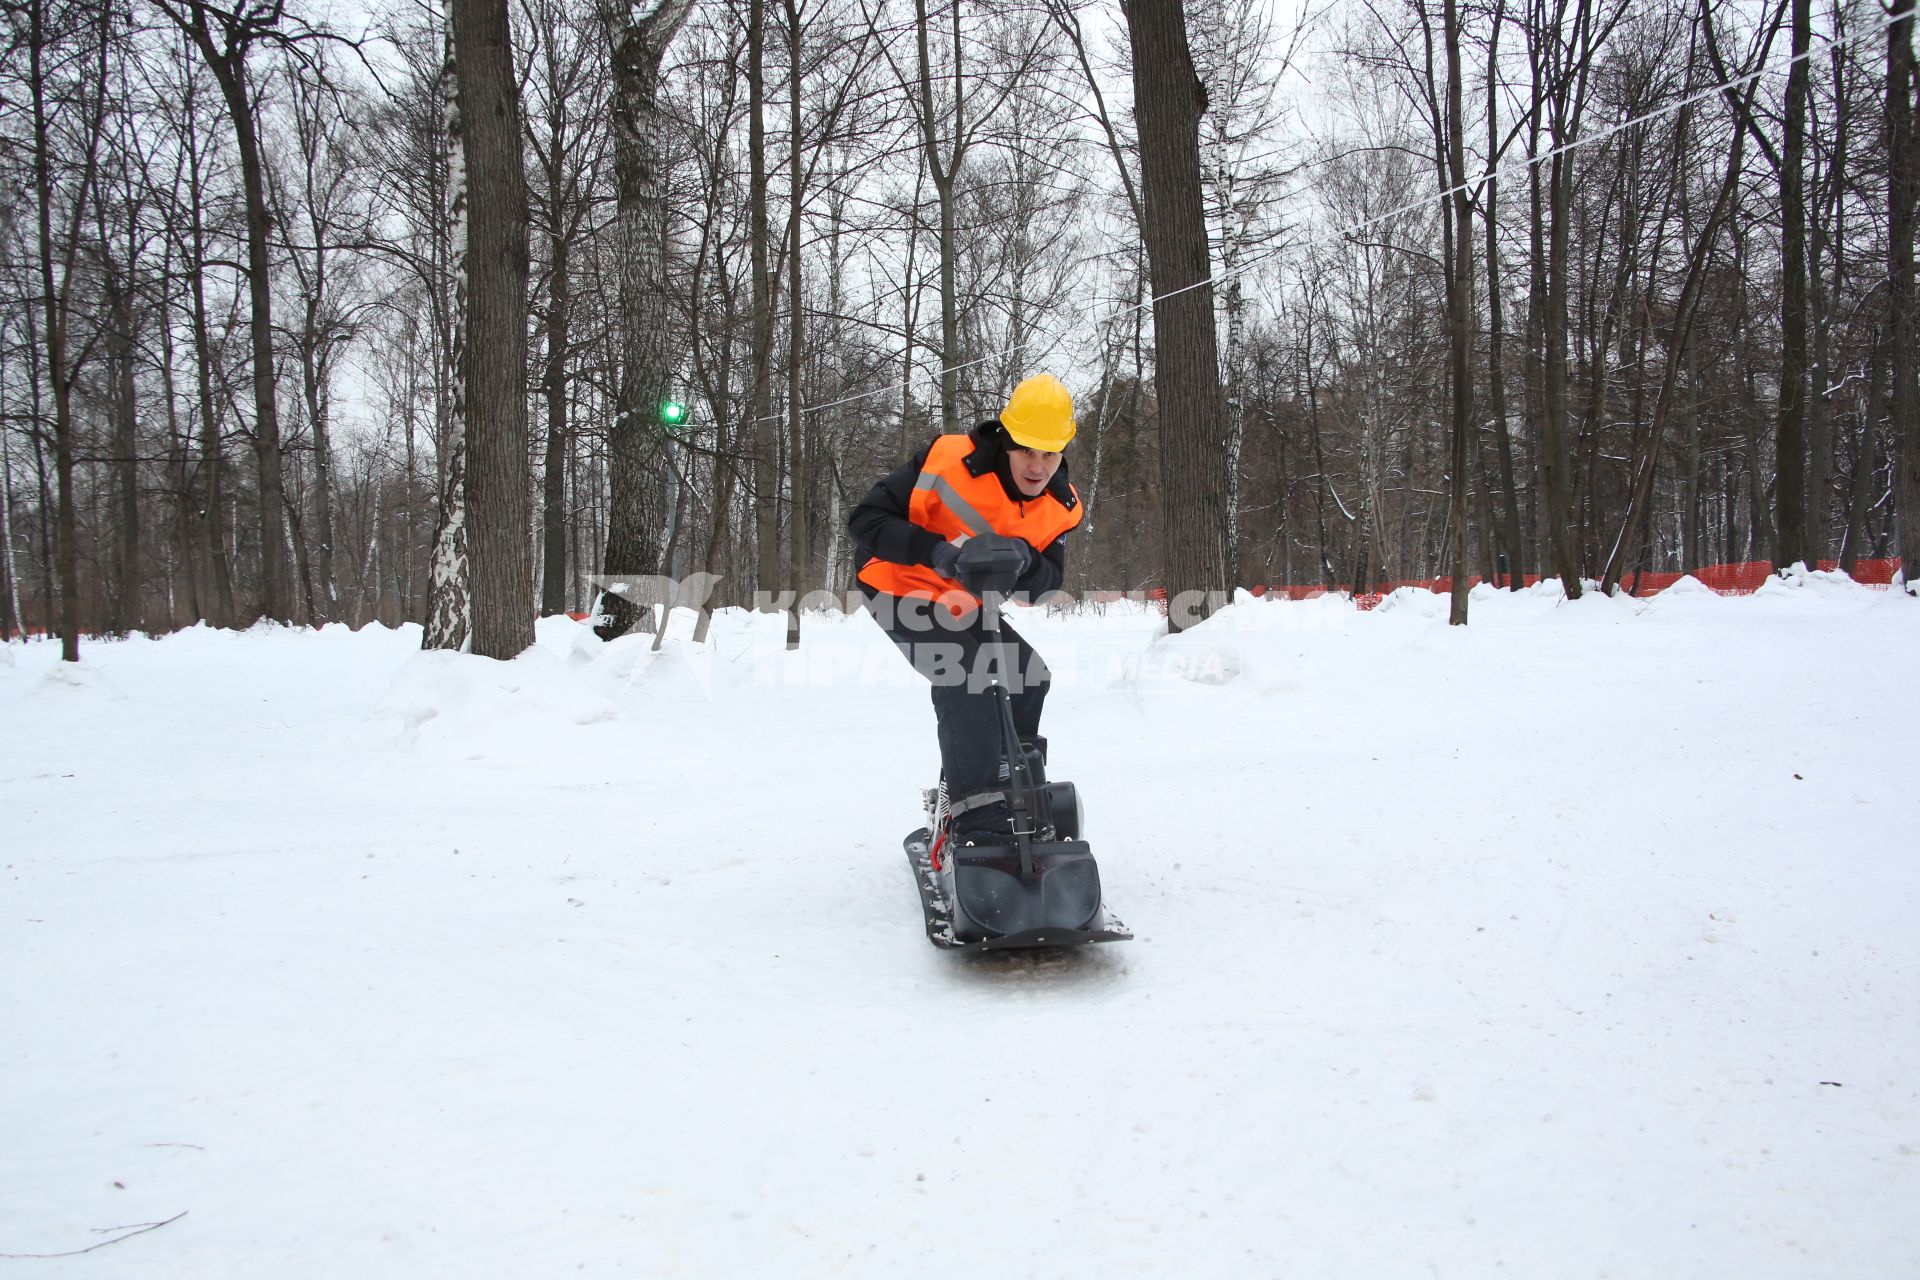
{"left": 954, "top": 534, "right": 1032, "bottom": 593}
{"left": 929, "top": 539, "right": 963, "bottom": 578}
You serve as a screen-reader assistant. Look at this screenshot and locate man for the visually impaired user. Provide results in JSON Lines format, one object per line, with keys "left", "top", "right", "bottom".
{"left": 848, "top": 373, "right": 1083, "bottom": 843}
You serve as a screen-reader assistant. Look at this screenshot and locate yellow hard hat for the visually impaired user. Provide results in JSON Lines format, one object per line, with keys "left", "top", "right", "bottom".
{"left": 999, "top": 374, "right": 1077, "bottom": 452}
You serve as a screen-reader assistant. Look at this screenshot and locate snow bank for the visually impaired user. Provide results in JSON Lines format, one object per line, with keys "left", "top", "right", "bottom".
{"left": 1373, "top": 585, "right": 1451, "bottom": 618}
{"left": 1751, "top": 561, "right": 1886, "bottom": 608}
{"left": 380, "top": 645, "right": 613, "bottom": 757}
{"left": 20, "top": 657, "right": 125, "bottom": 704}
{"left": 1660, "top": 572, "right": 1718, "bottom": 597}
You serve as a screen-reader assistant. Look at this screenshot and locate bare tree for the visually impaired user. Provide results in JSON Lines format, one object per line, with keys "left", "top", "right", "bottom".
{"left": 1439, "top": 0, "right": 1473, "bottom": 623}
{"left": 749, "top": 0, "right": 778, "bottom": 602}
{"left": 898, "top": 0, "right": 1043, "bottom": 433}
{"left": 276, "top": 42, "right": 376, "bottom": 622}
{"left": 24, "top": 0, "right": 113, "bottom": 661}
{"left": 1481, "top": 0, "right": 1527, "bottom": 589}
{"left": 1772, "top": 0, "right": 1813, "bottom": 568}
{"left": 590, "top": 0, "right": 695, "bottom": 641}
{"left": 152, "top": 0, "right": 305, "bottom": 623}
{"left": 519, "top": 0, "right": 609, "bottom": 617}
{"left": 1124, "top": 0, "right": 1231, "bottom": 629}
{"left": 1191, "top": 0, "right": 1300, "bottom": 580}
{"left": 449, "top": 0, "right": 534, "bottom": 658}
{"left": 1891, "top": 0, "right": 1919, "bottom": 591}
{"left": 784, "top": 0, "right": 807, "bottom": 646}
{"left": 1601, "top": 36, "right": 1753, "bottom": 590}
{"left": 1526, "top": 0, "right": 1632, "bottom": 596}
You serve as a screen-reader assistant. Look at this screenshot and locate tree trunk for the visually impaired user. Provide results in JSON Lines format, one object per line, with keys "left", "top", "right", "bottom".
{"left": 1800, "top": 16, "right": 1843, "bottom": 563}
{"left": 915, "top": 0, "right": 967, "bottom": 435}
{"left": 28, "top": 0, "right": 108, "bottom": 661}
{"left": 106, "top": 266, "right": 140, "bottom": 634}
{"left": 1442, "top": 0, "right": 1473, "bottom": 625}
{"left": 541, "top": 229, "right": 571, "bottom": 616}
{"left": 424, "top": 22, "right": 472, "bottom": 651}
{"left": 784, "top": 0, "right": 808, "bottom": 648}
{"left": 24, "top": 336, "right": 56, "bottom": 637}
{"left": 593, "top": 0, "right": 694, "bottom": 640}
{"left": 1542, "top": 146, "right": 1583, "bottom": 596}
{"left": 1212, "top": 93, "right": 1247, "bottom": 582}
{"left": 1890, "top": 0, "right": 1920, "bottom": 591}
{"left": 1775, "top": 0, "right": 1812, "bottom": 568}
{"left": 1604, "top": 117, "right": 1744, "bottom": 591}
{"left": 451, "top": 0, "right": 533, "bottom": 659}
{"left": 1841, "top": 328, "right": 1887, "bottom": 573}
{"left": 166, "top": 0, "right": 292, "bottom": 623}
{"left": 1681, "top": 330, "right": 1704, "bottom": 571}
{"left": 1304, "top": 301, "right": 1337, "bottom": 588}
{"left": 1528, "top": 0, "right": 1604, "bottom": 597}
{"left": 297, "top": 325, "right": 337, "bottom": 623}
{"left": 1, "top": 341, "right": 22, "bottom": 642}
{"left": 155, "top": 237, "right": 197, "bottom": 630}
{"left": 298, "top": 308, "right": 339, "bottom": 622}
{"left": 897, "top": 168, "right": 925, "bottom": 461}
{"left": 1524, "top": 41, "right": 1551, "bottom": 580}
{"left": 1484, "top": 1, "right": 1525, "bottom": 588}
{"left": 749, "top": 0, "right": 779, "bottom": 601}
{"left": 1124, "top": 0, "right": 1231, "bottom": 631}
{"left": 227, "top": 75, "right": 289, "bottom": 622}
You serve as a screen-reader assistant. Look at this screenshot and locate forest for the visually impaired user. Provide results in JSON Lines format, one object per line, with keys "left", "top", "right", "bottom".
{"left": 3, "top": 0, "right": 1916, "bottom": 655}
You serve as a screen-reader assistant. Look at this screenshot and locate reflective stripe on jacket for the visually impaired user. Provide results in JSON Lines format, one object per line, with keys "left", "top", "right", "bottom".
{"left": 856, "top": 434, "right": 1082, "bottom": 603}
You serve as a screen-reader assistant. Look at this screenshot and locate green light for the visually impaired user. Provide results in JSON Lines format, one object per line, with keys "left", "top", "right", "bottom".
{"left": 660, "top": 399, "right": 689, "bottom": 428}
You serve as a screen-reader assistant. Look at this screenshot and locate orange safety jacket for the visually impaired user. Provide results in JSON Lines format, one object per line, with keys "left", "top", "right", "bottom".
{"left": 857, "top": 434, "right": 1082, "bottom": 606}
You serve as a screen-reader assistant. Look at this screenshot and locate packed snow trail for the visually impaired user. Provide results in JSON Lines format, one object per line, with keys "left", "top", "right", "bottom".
{"left": 4, "top": 575, "right": 1917, "bottom": 1277}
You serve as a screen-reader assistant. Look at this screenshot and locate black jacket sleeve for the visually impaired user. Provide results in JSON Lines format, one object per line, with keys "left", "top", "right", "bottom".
{"left": 847, "top": 442, "right": 944, "bottom": 571}
{"left": 1018, "top": 531, "right": 1068, "bottom": 599}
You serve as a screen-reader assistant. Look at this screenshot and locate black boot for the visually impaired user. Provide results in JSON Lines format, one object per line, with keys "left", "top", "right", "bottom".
{"left": 949, "top": 794, "right": 1011, "bottom": 845}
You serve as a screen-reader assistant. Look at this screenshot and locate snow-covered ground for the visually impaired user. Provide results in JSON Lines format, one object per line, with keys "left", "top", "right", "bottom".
{"left": 4, "top": 574, "right": 1917, "bottom": 1277}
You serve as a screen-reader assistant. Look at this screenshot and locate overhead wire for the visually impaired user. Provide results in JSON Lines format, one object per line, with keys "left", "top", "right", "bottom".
{"left": 747, "top": 1, "right": 1906, "bottom": 427}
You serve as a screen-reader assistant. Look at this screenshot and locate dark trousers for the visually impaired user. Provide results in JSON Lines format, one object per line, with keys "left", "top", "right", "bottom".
{"left": 867, "top": 592, "right": 1050, "bottom": 800}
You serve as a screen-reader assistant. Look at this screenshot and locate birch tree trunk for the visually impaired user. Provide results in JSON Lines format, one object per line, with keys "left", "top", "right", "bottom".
{"left": 424, "top": 23, "right": 472, "bottom": 651}
{"left": 1214, "top": 121, "right": 1247, "bottom": 584}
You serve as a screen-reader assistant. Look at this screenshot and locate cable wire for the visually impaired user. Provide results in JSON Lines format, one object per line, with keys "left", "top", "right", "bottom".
{"left": 750, "top": 3, "right": 1903, "bottom": 427}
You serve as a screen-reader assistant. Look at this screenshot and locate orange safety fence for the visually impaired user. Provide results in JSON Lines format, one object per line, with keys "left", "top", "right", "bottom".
{"left": 3, "top": 558, "right": 1907, "bottom": 637}
{"left": 1235, "top": 557, "right": 1904, "bottom": 611}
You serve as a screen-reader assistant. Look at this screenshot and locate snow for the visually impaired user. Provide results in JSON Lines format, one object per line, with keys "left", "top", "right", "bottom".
{"left": 4, "top": 582, "right": 1918, "bottom": 1276}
